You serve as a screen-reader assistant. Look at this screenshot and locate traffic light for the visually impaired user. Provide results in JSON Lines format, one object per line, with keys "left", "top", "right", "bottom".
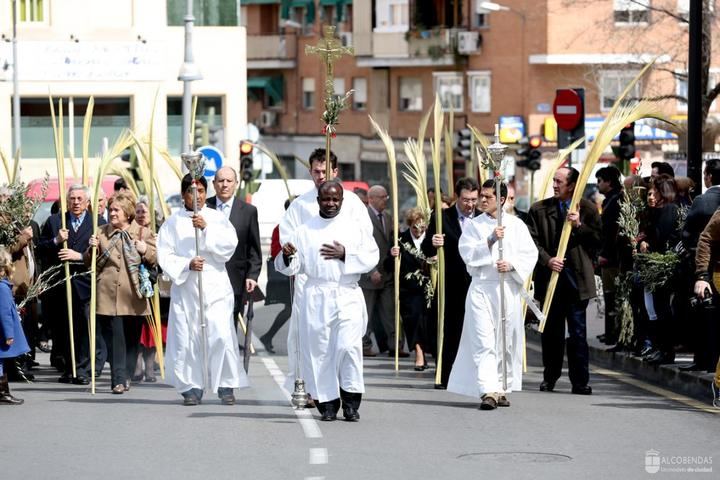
{"left": 208, "top": 125, "right": 222, "bottom": 149}
{"left": 516, "top": 136, "right": 542, "bottom": 171}
{"left": 618, "top": 122, "right": 636, "bottom": 160}
{"left": 240, "top": 141, "right": 254, "bottom": 183}
{"left": 194, "top": 120, "right": 209, "bottom": 149}
{"left": 454, "top": 128, "right": 472, "bottom": 179}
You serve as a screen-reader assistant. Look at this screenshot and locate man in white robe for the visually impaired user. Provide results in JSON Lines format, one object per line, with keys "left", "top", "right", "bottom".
{"left": 278, "top": 149, "right": 373, "bottom": 393}
{"left": 276, "top": 181, "right": 378, "bottom": 422}
{"left": 448, "top": 180, "right": 538, "bottom": 410}
{"left": 157, "top": 174, "right": 249, "bottom": 406}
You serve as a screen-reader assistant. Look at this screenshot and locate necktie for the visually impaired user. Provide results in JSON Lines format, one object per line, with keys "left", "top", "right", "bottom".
{"left": 72, "top": 216, "right": 80, "bottom": 232}
{"left": 378, "top": 212, "right": 385, "bottom": 234}
{"left": 460, "top": 215, "right": 466, "bottom": 230}
{"left": 222, "top": 203, "right": 230, "bottom": 218}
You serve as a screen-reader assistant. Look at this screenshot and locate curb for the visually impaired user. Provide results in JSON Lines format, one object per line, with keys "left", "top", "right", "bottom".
{"left": 527, "top": 328, "right": 715, "bottom": 403}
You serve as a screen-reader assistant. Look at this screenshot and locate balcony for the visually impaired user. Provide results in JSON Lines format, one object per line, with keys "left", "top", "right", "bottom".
{"left": 359, "top": 28, "right": 470, "bottom": 68}
{"left": 247, "top": 34, "right": 298, "bottom": 69}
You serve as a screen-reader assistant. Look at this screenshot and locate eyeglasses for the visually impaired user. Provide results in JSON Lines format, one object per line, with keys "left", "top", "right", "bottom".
{"left": 458, "top": 197, "right": 478, "bottom": 204}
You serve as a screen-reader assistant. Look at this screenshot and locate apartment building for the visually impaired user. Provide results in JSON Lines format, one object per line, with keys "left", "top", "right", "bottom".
{"left": 0, "top": 0, "right": 247, "bottom": 192}
{"left": 245, "top": 0, "right": 718, "bottom": 190}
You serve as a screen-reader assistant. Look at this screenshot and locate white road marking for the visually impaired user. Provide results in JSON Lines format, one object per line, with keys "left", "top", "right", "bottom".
{"left": 309, "top": 448, "right": 329, "bottom": 465}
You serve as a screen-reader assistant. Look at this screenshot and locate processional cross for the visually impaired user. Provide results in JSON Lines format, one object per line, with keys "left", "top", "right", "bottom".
{"left": 305, "top": 25, "right": 354, "bottom": 178}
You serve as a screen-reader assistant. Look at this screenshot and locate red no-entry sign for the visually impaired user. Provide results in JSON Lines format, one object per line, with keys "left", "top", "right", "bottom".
{"left": 553, "top": 89, "right": 583, "bottom": 131}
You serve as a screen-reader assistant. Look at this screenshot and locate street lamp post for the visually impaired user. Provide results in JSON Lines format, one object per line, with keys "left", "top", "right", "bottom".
{"left": 12, "top": 0, "right": 20, "bottom": 156}
{"left": 178, "top": 0, "right": 202, "bottom": 156}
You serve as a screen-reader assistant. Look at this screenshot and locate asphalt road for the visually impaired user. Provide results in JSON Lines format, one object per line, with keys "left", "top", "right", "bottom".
{"left": 3, "top": 302, "right": 718, "bottom": 480}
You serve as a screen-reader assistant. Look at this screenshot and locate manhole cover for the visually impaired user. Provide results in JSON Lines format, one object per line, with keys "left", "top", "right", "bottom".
{"left": 457, "top": 452, "right": 572, "bottom": 463}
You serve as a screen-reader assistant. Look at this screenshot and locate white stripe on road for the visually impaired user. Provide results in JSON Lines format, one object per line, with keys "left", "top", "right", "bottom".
{"left": 309, "top": 448, "right": 329, "bottom": 465}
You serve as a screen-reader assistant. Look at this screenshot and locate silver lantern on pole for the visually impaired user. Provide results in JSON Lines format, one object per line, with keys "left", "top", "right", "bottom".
{"left": 485, "top": 125, "right": 509, "bottom": 392}
{"left": 180, "top": 148, "right": 211, "bottom": 392}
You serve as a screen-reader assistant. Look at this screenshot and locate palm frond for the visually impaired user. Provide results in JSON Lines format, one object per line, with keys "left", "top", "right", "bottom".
{"left": 82, "top": 97, "right": 95, "bottom": 186}
{"left": 252, "top": 142, "right": 293, "bottom": 200}
{"left": 537, "top": 137, "right": 585, "bottom": 200}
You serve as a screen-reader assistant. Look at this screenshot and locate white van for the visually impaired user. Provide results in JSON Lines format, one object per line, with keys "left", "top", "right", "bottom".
{"left": 251, "top": 178, "right": 314, "bottom": 243}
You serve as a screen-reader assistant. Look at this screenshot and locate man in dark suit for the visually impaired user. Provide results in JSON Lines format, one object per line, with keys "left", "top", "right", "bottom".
{"left": 207, "top": 166, "right": 262, "bottom": 326}
{"left": 681, "top": 159, "right": 720, "bottom": 371}
{"left": 422, "top": 177, "right": 481, "bottom": 388}
{"left": 527, "top": 167, "right": 601, "bottom": 395}
{"left": 359, "top": 185, "right": 405, "bottom": 357}
{"left": 37, "top": 184, "right": 106, "bottom": 385}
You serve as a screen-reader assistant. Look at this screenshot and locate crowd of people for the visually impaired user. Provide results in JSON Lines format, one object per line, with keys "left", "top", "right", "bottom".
{"left": 1, "top": 153, "right": 719, "bottom": 411}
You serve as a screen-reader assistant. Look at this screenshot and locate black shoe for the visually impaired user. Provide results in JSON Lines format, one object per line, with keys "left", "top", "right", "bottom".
{"left": 678, "top": 363, "right": 703, "bottom": 371}
{"left": 571, "top": 385, "right": 592, "bottom": 395}
{"left": 72, "top": 376, "right": 90, "bottom": 385}
{"left": 342, "top": 407, "right": 360, "bottom": 421}
{"left": 497, "top": 395, "right": 511, "bottom": 407}
{"left": 218, "top": 387, "right": 235, "bottom": 405}
{"left": 259, "top": 335, "right": 275, "bottom": 354}
{"left": 596, "top": 334, "right": 607, "bottom": 343}
{"left": 182, "top": 392, "right": 199, "bottom": 406}
{"left": 414, "top": 363, "right": 428, "bottom": 371}
{"left": 58, "top": 373, "right": 73, "bottom": 384}
{"left": 320, "top": 411, "right": 337, "bottom": 421}
{"left": 388, "top": 350, "right": 410, "bottom": 358}
{"left": 434, "top": 383, "right": 447, "bottom": 390}
{"left": 539, "top": 381, "right": 555, "bottom": 392}
{"left": 640, "top": 345, "right": 656, "bottom": 358}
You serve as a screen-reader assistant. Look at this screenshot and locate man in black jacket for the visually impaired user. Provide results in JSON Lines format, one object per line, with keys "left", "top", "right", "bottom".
{"left": 207, "top": 166, "right": 262, "bottom": 329}
{"left": 422, "top": 177, "right": 481, "bottom": 388}
{"left": 527, "top": 167, "right": 601, "bottom": 395}
{"left": 37, "top": 184, "right": 105, "bottom": 385}
{"left": 681, "top": 159, "right": 720, "bottom": 371}
{"left": 595, "top": 166, "right": 623, "bottom": 346}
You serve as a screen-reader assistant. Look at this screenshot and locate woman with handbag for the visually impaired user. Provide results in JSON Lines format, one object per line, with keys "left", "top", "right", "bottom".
{"left": 85, "top": 193, "right": 156, "bottom": 394}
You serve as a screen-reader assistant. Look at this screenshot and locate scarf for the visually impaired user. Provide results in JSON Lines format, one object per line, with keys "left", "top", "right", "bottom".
{"left": 96, "top": 228, "right": 149, "bottom": 299}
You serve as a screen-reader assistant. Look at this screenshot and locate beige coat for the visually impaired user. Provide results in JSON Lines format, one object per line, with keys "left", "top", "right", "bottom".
{"left": 8, "top": 229, "right": 35, "bottom": 299}
{"left": 84, "top": 222, "right": 157, "bottom": 317}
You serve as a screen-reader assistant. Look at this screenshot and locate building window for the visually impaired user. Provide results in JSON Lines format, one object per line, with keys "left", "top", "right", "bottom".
{"left": 433, "top": 72, "right": 463, "bottom": 112}
{"left": 20, "top": 97, "right": 130, "bottom": 159}
{"left": 399, "top": 77, "right": 423, "bottom": 112}
{"left": 167, "top": 96, "right": 223, "bottom": 155}
{"left": 302, "top": 78, "right": 315, "bottom": 110}
{"left": 16, "top": 0, "right": 46, "bottom": 22}
{"left": 361, "top": 161, "right": 390, "bottom": 188}
{"left": 468, "top": 72, "right": 491, "bottom": 113}
{"left": 352, "top": 78, "right": 367, "bottom": 110}
{"left": 613, "top": 0, "right": 649, "bottom": 25}
{"left": 599, "top": 70, "right": 642, "bottom": 111}
{"left": 333, "top": 78, "right": 346, "bottom": 97}
{"left": 375, "top": 0, "right": 409, "bottom": 33}
{"left": 473, "top": 1, "right": 490, "bottom": 28}
{"left": 167, "top": 0, "right": 239, "bottom": 26}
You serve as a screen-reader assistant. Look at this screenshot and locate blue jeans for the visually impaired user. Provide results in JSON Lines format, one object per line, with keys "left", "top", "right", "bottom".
{"left": 541, "top": 299, "right": 590, "bottom": 387}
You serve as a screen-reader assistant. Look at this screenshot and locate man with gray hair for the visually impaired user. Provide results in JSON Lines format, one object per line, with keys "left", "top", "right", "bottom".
{"left": 37, "top": 184, "right": 106, "bottom": 385}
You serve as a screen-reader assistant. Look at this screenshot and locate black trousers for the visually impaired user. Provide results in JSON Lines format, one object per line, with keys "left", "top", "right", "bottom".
{"left": 541, "top": 299, "right": 590, "bottom": 387}
{"left": 56, "top": 291, "right": 91, "bottom": 378}
{"left": 97, "top": 315, "right": 143, "bottom": 386}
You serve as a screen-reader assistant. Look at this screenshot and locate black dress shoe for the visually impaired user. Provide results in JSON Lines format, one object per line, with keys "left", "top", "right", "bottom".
{"left": 596, "top": 334, "right": 607, "bottom": 343}
{"left": 259, "top": 335, "right": 275, "bottom": 354}
{"left": 342, "top": 407, "right": 360, "bottom": 421}
{"left": 72, "top": 376, "right": 90, "bottom": 385}
{"left": 58, "top": 374, "right": 73, "bottom": 384}
{"left": 539, "top": 381, "right": 555, "bottom": 392}
{"left": 414, "top": 363, "right": 428, "bottom": 371}
{"left": 571, "top": 385, "right": 592, "bottom": 395}
{"left": 182, "top": 394, "right": 199, "bottom": 406}
{"left": 434, "top": 383, "right": 447, "bottom": 390}
{"left": 320, "top": 411, "right": 337, "bottom": 421}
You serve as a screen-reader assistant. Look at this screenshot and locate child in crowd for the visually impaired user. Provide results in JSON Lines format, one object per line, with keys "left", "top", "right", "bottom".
{"left": 0, "top": 246, "right": 29, "bottom": 405}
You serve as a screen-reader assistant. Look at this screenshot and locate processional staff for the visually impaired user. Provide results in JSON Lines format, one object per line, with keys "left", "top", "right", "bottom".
{"left": 288, "top": 25, "right": 354, "bottom": 410}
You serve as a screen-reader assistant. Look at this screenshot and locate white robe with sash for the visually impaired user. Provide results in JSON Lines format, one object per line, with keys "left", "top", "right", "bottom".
{"left": 157, "top": 207, "right": 249, "bottom": 394}
{"left": 275, "top": 213, "right": 378, "bottom": 402}
{"left": 278, "top": 187, "right": 373, "bottom": 388}
{"left": 448, "top": 213, "right": 538, "bottom": 397}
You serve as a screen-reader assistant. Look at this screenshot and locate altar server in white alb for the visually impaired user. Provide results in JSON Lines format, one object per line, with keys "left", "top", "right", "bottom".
{"left": 278, "top": 149, "right": 373, "bottom": 392}
{"left": 157, "top": 174, "right": 249, "bottom": 406}
{"left": 448, "top": 180, "right": 538, "bottom": 410}
{"left": 276, "top": 181, "right": 378, "bottom": 422}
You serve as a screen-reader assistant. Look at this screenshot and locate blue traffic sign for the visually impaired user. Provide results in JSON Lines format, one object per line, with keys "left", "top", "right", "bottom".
{"left": 197, "top": 145, "right": 224, "bottom": 178}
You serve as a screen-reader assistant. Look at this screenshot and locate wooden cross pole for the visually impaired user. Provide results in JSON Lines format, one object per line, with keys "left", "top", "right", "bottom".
{"left": 305, "top": 25, "right": 354, "bottom": 179}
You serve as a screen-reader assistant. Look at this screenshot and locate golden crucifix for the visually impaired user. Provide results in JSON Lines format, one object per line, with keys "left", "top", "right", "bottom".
{"left": 305, "top": 25, "right": 354, "bottom": 178}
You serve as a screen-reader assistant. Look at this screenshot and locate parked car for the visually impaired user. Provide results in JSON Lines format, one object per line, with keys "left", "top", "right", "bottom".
{"left": 250, "top": 179, "right": 315, "bottom": 243}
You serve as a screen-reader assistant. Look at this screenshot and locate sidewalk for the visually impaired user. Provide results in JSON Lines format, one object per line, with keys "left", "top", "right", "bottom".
{"left": 526, "top": 296, "right": 717, "bottom": 403}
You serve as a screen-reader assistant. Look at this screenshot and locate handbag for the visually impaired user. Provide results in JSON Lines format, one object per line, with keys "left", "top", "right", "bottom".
{"left": 264, "top": 257, "right": 291, "bottom": 305}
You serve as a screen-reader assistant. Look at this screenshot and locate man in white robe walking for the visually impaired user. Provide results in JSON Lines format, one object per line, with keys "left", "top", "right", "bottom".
{"left": 277, "top": 181, "right": 378, "bottom": 422}
{"left": 158, "top": 174, "right": 249, "bottom": 406}
{"left": 278, "top": 149, "right": 373, "bottom": 394}
{"left": 448, "top": 180, "right": 538, "bottom": 410}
